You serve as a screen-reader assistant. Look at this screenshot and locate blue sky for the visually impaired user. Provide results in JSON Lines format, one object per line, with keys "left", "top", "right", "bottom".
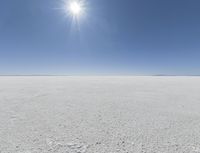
{"left": 0, "top": 0, "right": 200, "bottom": 75}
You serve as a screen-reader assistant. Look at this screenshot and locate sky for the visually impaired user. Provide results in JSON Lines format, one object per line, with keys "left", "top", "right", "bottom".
{"left": 0, "top": 0, "right": 200, "bottom": 75}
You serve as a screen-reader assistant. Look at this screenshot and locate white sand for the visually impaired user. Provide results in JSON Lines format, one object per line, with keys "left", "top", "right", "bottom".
{"left": 1, "top": 76, "right": 200, "bottom": 153}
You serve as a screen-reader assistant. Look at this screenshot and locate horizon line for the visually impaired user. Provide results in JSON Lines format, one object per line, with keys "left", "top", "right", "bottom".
{"left": 0, "top": 74, "right": 200, "bottom": 77}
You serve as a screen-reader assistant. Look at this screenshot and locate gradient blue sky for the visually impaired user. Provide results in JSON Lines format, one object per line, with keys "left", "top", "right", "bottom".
{"left": 0, "top": 0, "right": 200, "bottom": 75}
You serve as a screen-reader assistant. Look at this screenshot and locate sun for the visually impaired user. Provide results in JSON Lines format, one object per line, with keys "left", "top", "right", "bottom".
{"left": 63, "top": 0, "right": 84, "bottom": 17}
{"left": 60, "top": 0, "right": 86, "bottom": 23}
{"left": 69, "top": 1, "right": 82, "bottom": 15}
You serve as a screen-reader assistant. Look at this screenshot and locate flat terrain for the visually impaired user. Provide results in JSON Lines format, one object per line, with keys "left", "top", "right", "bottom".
{"left": 1, "top": 76, "right": 200, "bottom": 153}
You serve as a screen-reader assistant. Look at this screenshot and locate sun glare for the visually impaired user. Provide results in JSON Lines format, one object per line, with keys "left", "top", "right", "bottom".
{"left": 63, "top": 0, "right": 84, "bottom": 18}
{"left": 60, "top": 0, "right": 86, "bottom": 27}
{"left": 69, "top": 1, "right": 82, "bottom": 15}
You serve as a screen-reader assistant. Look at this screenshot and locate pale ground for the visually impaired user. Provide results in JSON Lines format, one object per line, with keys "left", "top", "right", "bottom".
{"left": 1, "top": 76, "right": 200, "bottom": 153}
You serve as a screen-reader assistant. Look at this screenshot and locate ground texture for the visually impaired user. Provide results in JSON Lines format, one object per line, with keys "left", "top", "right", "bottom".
{"left": 1, "top": 76, "right": 200, "bottom": 153}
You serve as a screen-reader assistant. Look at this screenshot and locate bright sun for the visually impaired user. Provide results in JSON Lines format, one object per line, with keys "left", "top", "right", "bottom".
{"left": 69, "top": 1, "right": 82, "bottom": 15}
{"left": 62, "top": 0, "right": 86, "bottom": 20}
